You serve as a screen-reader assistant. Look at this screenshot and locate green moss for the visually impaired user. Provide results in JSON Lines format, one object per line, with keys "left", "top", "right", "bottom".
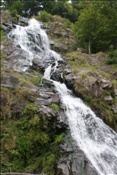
{"left": 66, "top": 51, "right": 91, "bottom": 73}
{"left": 84, "top": 95, "right": 93, "bottom": 103}
{"left": 112, "top": 80, "right": 117, "bottom": 88}
{"left": 31, "top": 70, "right": 41, "bottom": 76}
{"left": 69, "top": 60, "right": 78, "bottom": 70}
{"left": 18, "top": 77, "right": 30, "bottom": 86}
{"left": 31, "top": 76, "right": 41, "bottom": 86}
{"left": 0, "top": 30, "right": 6, "bottom": 41}
{"left": 0, "top": 51, "right": 5, "bottom": 61}
{"left": 23, "top": 103, "right": 38, "bottom": 114}
{"left": 50, "top": 103, "right": 59, "bottom": 112}
{"left": 90, "top": 98, "right": 116, "bottom": 127}
{"left": 16, "top": 88, "right": 31, "bottom": 100}
{"left": 67, "top": 51, "right": 88, "bottom": 63}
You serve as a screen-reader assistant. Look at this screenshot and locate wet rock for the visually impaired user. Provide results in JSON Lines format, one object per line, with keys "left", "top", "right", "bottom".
{"left": 114, "top": 89, "right": 117, "bottom": 96}
{"left": 38, "top": 105, "right": 57, "bottom": 120}
{"left": 26, "top": 85, "right": 39, "bottom": 102}
{"left": 41, "top": 23, "right": 50, "bottom": 29}
{"left": 112, "top": 104, "right": 117, "bottom": 114}
{"left": 64, "top": 68, "right": 72, "bottom": 75}
{"left": 1, "top": 24, "right": 8, "bottom": 32}
{"left": 56, "top": 134, "right": 98, "bottom": 175}
{"left": 104, "top": 96, "right": 113, "bottom": 105}
{"left": 56, "top": 111, "right": 69, "bottom": 129}
{"left": 49, "top": 40, "right": 55, "bottom": 47}
{"left": 51, "top": 61, "right": 69, "bottom": 82}
{"left": 57, "top": 164, "right": 70, "bottom": 175}
{"left": 1, "top": 75, "right": 19, "bottom": 87}
{"left": 31, "top": 57, "right": 45, "bottom": 72}
{"left": 36, "top": 96, "right": 59, "bottom": 106}
{"left": 32, "top": 57, "right": 52, "bottom": 72}
{"left": 64, "top": 74, "right": 77, "bottom": 89}
{"left": 10, "top": 100, "right": 27, "bottom": 119}
{"left": 1, "top": 22, "right": 16, "bottom": 33}
{"left": 32, "top": 57, "right": 40, "bottom": 67}
{"left": 51, "top": 70, "right": 63, "bottom": 82}
{"left": 36, "top": 85, "right": 60, "bottom": 106}
{"left": 100, "top": 78, "right": 112, "bottom": 89}
{"left": 41, "top": 79, "right": 55, "bottom": 89}
{"left": 18, "top": 17, "right": 29, "bottom": 26}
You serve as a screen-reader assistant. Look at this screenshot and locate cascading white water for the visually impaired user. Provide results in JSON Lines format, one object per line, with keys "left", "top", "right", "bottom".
{"left": 52, "top": 81, "right": 117, "bottom": 175}
{"left": 44, "top": 62, "right": 117, "bottom": 175}
{"left": 8, "top": 18, "right": 61, "bottom": 71}
{"left": 9, "top": 18, "right": 117, "bottom": 175}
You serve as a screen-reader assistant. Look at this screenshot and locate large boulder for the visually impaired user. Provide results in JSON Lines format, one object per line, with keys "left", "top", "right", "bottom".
{"left": 104, "top": 96, "right": 113, "bottom": 105}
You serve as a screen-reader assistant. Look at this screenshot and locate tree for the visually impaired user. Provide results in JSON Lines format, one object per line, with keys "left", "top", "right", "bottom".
{"left": 51, "top": 0, "right": 79, "bottom": 22}
{"left": 22, "top": 0, "right": 40, "bottom": 16}
{"left": 9, "top": 0, "right": 23, "bottom": 16}
{"left": 73, "top": 1, "right": 117, "bottom": 53}
{"left": 73, "top": 3, "right": 99, "bottom": 53}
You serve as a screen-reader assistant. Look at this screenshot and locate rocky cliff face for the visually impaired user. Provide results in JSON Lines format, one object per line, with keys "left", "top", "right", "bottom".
{"left": 1, "top": 11, "right": 117, "bottom": 175}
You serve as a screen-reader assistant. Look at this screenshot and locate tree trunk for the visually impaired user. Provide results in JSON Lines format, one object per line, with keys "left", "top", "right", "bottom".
{"left": 88, "top": 38, "right": 91, "bottom": 54}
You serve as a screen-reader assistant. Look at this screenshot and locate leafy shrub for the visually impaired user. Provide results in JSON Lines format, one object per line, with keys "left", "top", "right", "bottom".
{"left": 50, "top": 103, "right": 59, "bottom": 112}
{"left": 37, "top": 10, "right": 51, "bottom": 22}
{"left": 63, "top": 18, "right": 72, "bottom": 28}
{"left": 106, "top": 50, "right": 117, "bottom": 64}
{"left": 9, "top": 0, "right": 23, "bottom": 16}
{"left": 23, "top": 103, "right": 38, "bottom": 117}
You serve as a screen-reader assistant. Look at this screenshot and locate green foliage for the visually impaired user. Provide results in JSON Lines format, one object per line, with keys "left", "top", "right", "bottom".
{"left": 31, "top": 76, "right": 41, "bottom": 86}
{"left": 50, "top": 103, "right": 59, "bottom": 112}
{"left": 23, "top": 103, "right": 38, "bottom": 117}
{"left": 37, "top": 10, "right": 52, "bottom": 22}
{"left": 9, "top": 0, "right": 23, "bottom": 16}
{"left": 0, "top": 30, "right": 6, "bottom": 41}
{"left": 84, "top": 96, "right": 94, "bottom": 104}
{"left": 16, "top": 134, "right": 33, "bottom": 167}
{"left": 41, "top": 153, "right": 56, "bottom": 174}
{"left": 17, "top": 88, "right": 31, "bottom": 100}
{"left": 1, "top": 101, "right": 65, "bottom": 173}
{"left": 51, "top": 0, "right": 78, "bottom": 22}
{"left": 106, "top": 50, "right": 117, "bottom": 65}
{"left": 66, "top": 51, "right": 89, "bottom": 71}
{"left": 54, "top": 133, "right": 65, "bottom": 144}
{"left": 63, "top": 18, "right": 72, "bottom": 28}
{"left": 112, "top": 79, "right": 117, "bottom": 87}
{"left": 73, "top": 1, "right": 117, "bottom": 53}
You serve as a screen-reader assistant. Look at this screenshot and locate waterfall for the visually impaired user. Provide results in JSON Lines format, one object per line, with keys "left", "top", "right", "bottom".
{"left": 8, "top": 18, "right": 61, "bottom": 71}
{"left": 53, "top": 81, "right": 117, "bottom": 175}
{"left": 9, "top": 18, "right": 117, "bottom": 175}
